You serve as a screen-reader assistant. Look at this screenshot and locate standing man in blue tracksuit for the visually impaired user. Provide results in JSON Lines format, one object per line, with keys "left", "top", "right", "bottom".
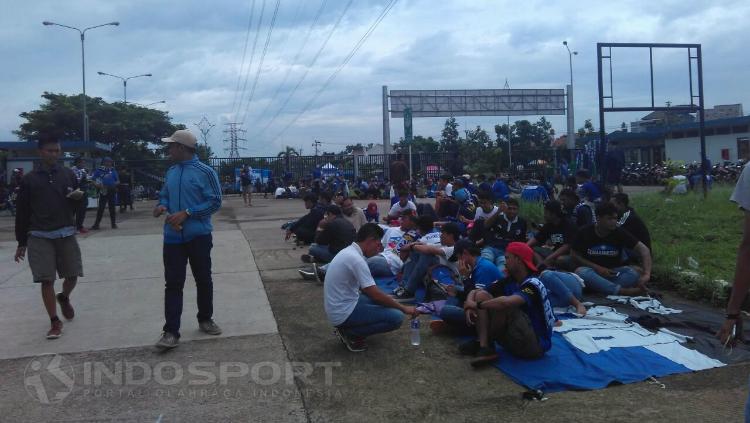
{"left": 153, "top": 129, "right": 223, "bottom": 350}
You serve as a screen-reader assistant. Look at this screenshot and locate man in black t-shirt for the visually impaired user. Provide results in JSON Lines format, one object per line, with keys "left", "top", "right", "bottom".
{"left": 612, "top": 193, "right": 651, "bottom": 250}
{"left": 572, "top": 202, "right": 652, "bottom": 296}
{"left": 480, "top": 198, "right": 527, "bottom": 274}
{"left": 527, "top": 200, "right": 576, "bottom": 270}
{"left": 301, "top": 205, "right": 356, "bottom": 264}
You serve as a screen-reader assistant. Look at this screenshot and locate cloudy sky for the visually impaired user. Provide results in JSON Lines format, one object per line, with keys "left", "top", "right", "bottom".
{"left": 2, "top": 0, "right": 749, "bottom": 156}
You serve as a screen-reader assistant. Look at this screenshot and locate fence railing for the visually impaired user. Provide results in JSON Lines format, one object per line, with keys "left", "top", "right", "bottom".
{"left": 119, "top": 149, "right": 580, "bottom": 198}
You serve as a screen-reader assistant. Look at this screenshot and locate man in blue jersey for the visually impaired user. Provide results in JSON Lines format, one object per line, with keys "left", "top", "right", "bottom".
{"left": 461, "top": 242, "right": 557, "bottom": 367}
{"left": 153, "top": 130, "right": 223, "bottom": 350}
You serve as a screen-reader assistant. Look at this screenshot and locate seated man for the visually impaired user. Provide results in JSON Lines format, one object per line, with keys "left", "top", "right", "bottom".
{"left": 571, "top": 202, "right": 652, "bottom": 296}
{"left": 387, "top": 189, "right": 417, "bottom": 221}
{"left": 492, "top": 174, "right": 510, "bottom": 203}
{"left": 366, "top": 214, "right": 420, "bottom": 278}
{"left": 538, "top": 270, "right": 587, "bottom": 315}
{"left": 474, "top": 191, "right": 500, "bottom": 222}
{"left": 575, "top": 169, "right": 602, "bottom": 203}
{"left": 340, "top": 197, "right": 367, "bottom": 231}
{"left": 480, "top": 198, "right": 527, "bottom": 274}
{"left": 302, "top": 205, "right": 355, "bottom": 264}
{"left": 559, "top": 188, "right": 595, "bottom": 228}
{"left": 391, "top": 223, "right": 461, "bottom": 302}
{"left": 432, "top": 239, "right": 504, "bottom": 333}
{"left": 324, "top": 223, "right": 418, "bottom": 352}
{"left": 285, "top": 193, "right": 324, "bottom": 244}
{"left": 461, "top": 242, "right": 557, "bottom": 366}
{"left": 611, "top": 193, "right": 651, "bottom": 251}
{"left": 527, "top": 200, "right": 576, "bottom": 270}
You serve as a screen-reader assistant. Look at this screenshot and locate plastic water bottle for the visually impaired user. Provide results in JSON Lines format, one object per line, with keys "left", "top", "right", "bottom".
{"left": 410, "top": 318, "right": 421, "bottom": 346}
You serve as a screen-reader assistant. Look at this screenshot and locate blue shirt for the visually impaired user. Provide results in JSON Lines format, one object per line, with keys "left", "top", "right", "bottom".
{"left": 465, "top": 257, "right": 503, "bottom": 292}
{"left": 578, "top": 181, "right": 602, "bottom": 202}
{"left": 92, "top": 167, "right": 119, "bottom": 188}
{"left": 515, "top": 277, "right": 556, "bottom": 352}
{"left": 492, "top": 180, "right": 510, "bottom": 202}
{"left": 158, "top": 156, "right": 222, "bottom": 244}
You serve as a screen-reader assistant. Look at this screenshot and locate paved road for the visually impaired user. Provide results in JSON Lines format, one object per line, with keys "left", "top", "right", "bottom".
{"left": 0, "top": 195, "right": 746, "bottom": 422}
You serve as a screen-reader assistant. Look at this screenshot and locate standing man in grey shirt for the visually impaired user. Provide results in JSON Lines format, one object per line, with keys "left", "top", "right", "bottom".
{"left": 14, "top": 135, "right": 85, "bottom": 339}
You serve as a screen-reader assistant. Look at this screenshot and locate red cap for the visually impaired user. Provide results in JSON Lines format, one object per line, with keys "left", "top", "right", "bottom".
{"left": 505, "top": 242, "right": 538, "bottom": 273}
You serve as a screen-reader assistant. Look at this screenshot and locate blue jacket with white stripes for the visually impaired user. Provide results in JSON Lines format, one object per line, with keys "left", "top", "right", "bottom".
{"left": 158, "top": 156, "right": 222, "bottom": 244}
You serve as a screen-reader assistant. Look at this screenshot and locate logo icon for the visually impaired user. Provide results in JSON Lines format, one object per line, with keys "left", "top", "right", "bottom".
{"left": 24, "top": 354, "right": 75, "bottom": 404}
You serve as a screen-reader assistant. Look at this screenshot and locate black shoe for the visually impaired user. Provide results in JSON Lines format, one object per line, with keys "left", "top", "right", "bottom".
{"left": 390, "top": 287, "right": 414, "bottom": 303}
{"left": 298, "top": 268, "right": 317, "bottom": 281}
{"left": 56, "top": 293, "right": 75, "bottom": 320}
{"left": 458, "top": 339, "right": 480, "bottom": 356}
{"left": 300, "top": 254, "right": 314, "bottom": 264}
{"left": 198, "top": 319, "right": 222, "bottom": 335}
{"left": 470, "top": 346, "right": 499, "bottom": 368}
{"left": 333, "top": 328, "right": 367, "bottom": 352}
{"left": 155, "top": 332, "right": 179, "bottom": 350}
{"left": 90, "top": 225, "right": 100, "bottom": 230}
{"left": 111, "top": 224, "right": 118, "bottom": 229}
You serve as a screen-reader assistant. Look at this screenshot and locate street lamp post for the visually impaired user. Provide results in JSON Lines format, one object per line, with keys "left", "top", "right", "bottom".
{"left": 563, "top": 41, "right": 578, "bottom": 151}
{"left": 43, "top": 21, "right": 119, "bottom": 143}
{"left": 97, "top": 72, "right": 152, "bottom": 104}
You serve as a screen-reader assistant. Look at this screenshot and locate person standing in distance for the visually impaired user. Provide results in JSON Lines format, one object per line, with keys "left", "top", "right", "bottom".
{"left": 90, "top": 157, "right": 119, "bottom": 230}
{"left": 154, "top": 129, "right": 223, "bottom": 350}
{"left": 14, "top": 134, "right": 85, "bottom": 339}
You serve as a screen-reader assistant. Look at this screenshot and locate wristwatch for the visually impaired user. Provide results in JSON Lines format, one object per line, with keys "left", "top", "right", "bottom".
{"left": 185, "top": 208, "right": 192, "bottom": 217}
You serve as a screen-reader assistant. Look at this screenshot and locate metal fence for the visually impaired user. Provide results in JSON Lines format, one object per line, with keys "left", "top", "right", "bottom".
{"left": 119, "top": 149, "right": 579, "bottom": 199}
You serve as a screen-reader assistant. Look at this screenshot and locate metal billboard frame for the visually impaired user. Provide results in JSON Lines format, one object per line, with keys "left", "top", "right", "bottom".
{"left": 596, "top": 42, "right": 707, "bottom": 194}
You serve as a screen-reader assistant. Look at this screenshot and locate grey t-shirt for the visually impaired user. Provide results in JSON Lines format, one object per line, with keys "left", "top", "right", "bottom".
{"left": 731, "top": 163, "right": 750, "bottom": 211}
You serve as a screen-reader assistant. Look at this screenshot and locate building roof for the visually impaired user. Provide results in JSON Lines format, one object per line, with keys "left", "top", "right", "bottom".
{"left": 580, "top": 115, "right": 750, "bottom": 143}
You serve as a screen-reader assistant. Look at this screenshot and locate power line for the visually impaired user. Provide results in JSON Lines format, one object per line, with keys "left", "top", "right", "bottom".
{"left": 251, "top": 0, "right": 354, "bottom": 140}
{"left": 230, "top": 0, "right": 258, "bottom": 118}
{"left": 253, "top": 0, "right": 328, "bottom": 127}
{"left": 238, "top": 0, "right": 281, "bottom": 125}
{"left": 233, "top": 0, "right": 267, "bottom": 122}
{"left": 269, "top": 0, "right": 399, "bottom": 144}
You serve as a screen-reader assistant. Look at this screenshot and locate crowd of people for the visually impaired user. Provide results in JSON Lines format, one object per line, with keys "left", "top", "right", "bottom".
{"left": 287, "top": 170, "right": 654, "bottom": 366}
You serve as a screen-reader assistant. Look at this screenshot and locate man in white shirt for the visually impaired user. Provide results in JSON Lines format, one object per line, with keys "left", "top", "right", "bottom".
{"left": 387, "top": 189, "right": 417, "bottom": 221}
{"left": 366, "top": 215, "right": 417, "bottom": 277}
{"left": 474, "top": 191, "right": 499, "bottom": 221}
{"left": 324, "top": 223, "right": 418, "bottom": 352}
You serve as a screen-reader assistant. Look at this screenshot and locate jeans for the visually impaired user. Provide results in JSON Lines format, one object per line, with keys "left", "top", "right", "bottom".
{"left": 94, "top": 190, "right": 116, "bottom": 227}
{"left": 539, "top": 271, "right": 583, "bottom": 308}
{"left": 367, "top": 255, "right": 394, "bottom": 277}
{"left": 163, "top": 234, "right": 214, "bottom": 338}
{"left": 576, "top": 266, "right": 639, "bottom": 295}
{"left": 401, "top": 252, "right": 439, "bottom": 294}
{"left": 338, "top": 295, "right": 404, "bottom": 338}
{"left": 481, "top": 246, "right": 506, "bottom": 274}
{"left": 439, "top": 296, "right": 465, "bottom": 324}
{"left": 309, "top": 243, "right": 334, "bottom": 263}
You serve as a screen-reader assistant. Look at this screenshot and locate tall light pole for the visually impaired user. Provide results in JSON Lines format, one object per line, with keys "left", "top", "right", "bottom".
{"left": 97, "top": 71, "right": 152, "bottom": 104}
{"left": 563, "top": 41, "right": 578, "bottom": 150}
{"left": 43, "top": 21, "right": 119, "bottom": 143}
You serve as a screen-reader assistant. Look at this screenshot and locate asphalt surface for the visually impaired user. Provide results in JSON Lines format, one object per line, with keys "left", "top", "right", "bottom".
{"left": 0, "top": 191, "right": 747, "bottom": 422}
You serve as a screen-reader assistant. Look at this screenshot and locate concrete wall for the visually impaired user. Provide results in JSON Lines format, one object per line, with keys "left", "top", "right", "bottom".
{"left": 665, "top": 132, "right": 749, "bottom": 163}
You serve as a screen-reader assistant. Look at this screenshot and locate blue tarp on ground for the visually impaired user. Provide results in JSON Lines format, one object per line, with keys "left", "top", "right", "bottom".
{"left": 494, "top": 331, "right": 691, "bottom": 393}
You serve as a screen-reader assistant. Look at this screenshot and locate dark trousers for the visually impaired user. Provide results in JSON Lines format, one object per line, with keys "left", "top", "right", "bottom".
{"left": 163, "top": 234, "right": 214, "bottom": 337}
{"left": 94, "top": 190, "right": 116, "bottom": 227}
{"left": 76, "top": 196, "right": 89, "bottom": 230}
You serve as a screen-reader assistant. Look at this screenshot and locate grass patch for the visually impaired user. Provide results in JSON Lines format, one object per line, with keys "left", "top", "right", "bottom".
{"left": 630, "top": 186, "right": 742, "bottom": 304}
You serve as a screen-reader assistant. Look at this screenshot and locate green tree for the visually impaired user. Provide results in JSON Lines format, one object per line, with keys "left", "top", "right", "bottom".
{"left": 15, "top": 92, "right": 184, "bottom": 160}
{"left": 440, "top": 117, "right": 460, "bottom": 152}
{"left": 577, "top": 119, "right": 595, "bottom": 137}
{"left": 395, "top": 135, "right": 439, "bottom": 153}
